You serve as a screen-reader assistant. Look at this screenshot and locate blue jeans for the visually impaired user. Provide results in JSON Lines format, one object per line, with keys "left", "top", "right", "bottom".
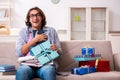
{"left": 16, "top": 65, "right": 56, "bottom": 80}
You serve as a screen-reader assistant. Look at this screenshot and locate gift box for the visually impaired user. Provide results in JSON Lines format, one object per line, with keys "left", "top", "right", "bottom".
{"left": 79, "top": 60, "right": 95, "bottom": 67}
{"left": 82, "top": 47, "right": 95, "bottom": 55}
{"left": 74, "top": 54, "right": 101, "bottom": 61}
{"left": 71, "top": 66, "right": 96, "bottom": 75}
{"left": 95, "top": 59, "right": 110, "bottom": 72}
{"left": 79, "top": 59, "right": 110, "bottom": 72}
{"left": 30, "top": 40, "right": 59, "bottom": 66}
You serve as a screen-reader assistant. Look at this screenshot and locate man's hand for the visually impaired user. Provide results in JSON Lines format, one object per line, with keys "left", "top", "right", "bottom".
{"left": 34, "top": 31, "right": 47, "bottom": 42}
{"left": 50, "top": 44, "right": 59, "bottom": 52}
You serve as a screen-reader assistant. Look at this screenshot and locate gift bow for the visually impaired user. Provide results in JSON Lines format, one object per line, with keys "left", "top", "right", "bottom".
{"left": 35, "top": 48, "right": 53, "bottom": 61}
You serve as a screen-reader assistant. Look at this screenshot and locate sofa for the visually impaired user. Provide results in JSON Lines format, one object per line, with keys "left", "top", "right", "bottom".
{"left": 0, "top": 40, "right": 120, "bottom": 80}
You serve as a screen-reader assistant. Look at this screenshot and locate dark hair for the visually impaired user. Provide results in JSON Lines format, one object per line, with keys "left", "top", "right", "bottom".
{"left": 25, "top": 7, "right": 46, "bottom": 29}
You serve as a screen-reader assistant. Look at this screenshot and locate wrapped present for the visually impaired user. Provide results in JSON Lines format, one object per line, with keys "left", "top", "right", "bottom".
{"left": 71, "top": 66, "right": 96, "bottom": 75}
{"left": 30, "top": 40, "right": 59, "bottom": 66}
{"left": 79, "top": 59, "right": 110, "bottom": 72}
{"left": 82, "top": 47, "right": 95, "bottom": 55}
{"left": 74, "top": 54, "right": 101, "bottom": 61}
{"left": 79, "top": 60, "right": 95, "bottom": 67}
{"left": 30, "top": 30, "right": 59, "bottom": 66}
{"left": 95, "top": 59, "right": 110, "bottom": 72}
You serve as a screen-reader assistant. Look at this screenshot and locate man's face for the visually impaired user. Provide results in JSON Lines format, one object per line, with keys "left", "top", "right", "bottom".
{"left": 29, "top": 10, "right": 42, "bottom": 30}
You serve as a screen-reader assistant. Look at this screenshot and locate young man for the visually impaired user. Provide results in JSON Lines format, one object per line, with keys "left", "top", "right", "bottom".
{"left": 16, "top": 6, "right": 62, "bottom": 80}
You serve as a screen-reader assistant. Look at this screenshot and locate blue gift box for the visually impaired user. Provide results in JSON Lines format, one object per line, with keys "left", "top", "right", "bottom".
{"left": 71, "top": 66, "right": 96, "bottom": 75}
{"left": 74, "top": 54, "right": 101, "bottom": 61}
{"left": 30, "top": 40, "right": 59, "bottom": 66}
{"left": 82, "top": 47, "right": 95, "bottom": 55}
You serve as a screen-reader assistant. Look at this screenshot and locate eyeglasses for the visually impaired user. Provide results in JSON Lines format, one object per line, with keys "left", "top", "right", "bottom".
{"left": 29, "top": 13, "right": 41, "bottom": 18}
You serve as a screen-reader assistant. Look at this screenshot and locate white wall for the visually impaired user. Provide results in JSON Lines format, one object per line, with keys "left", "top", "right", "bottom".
{"left": 11, "top": 0, "right": 120, "bottom": 31}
